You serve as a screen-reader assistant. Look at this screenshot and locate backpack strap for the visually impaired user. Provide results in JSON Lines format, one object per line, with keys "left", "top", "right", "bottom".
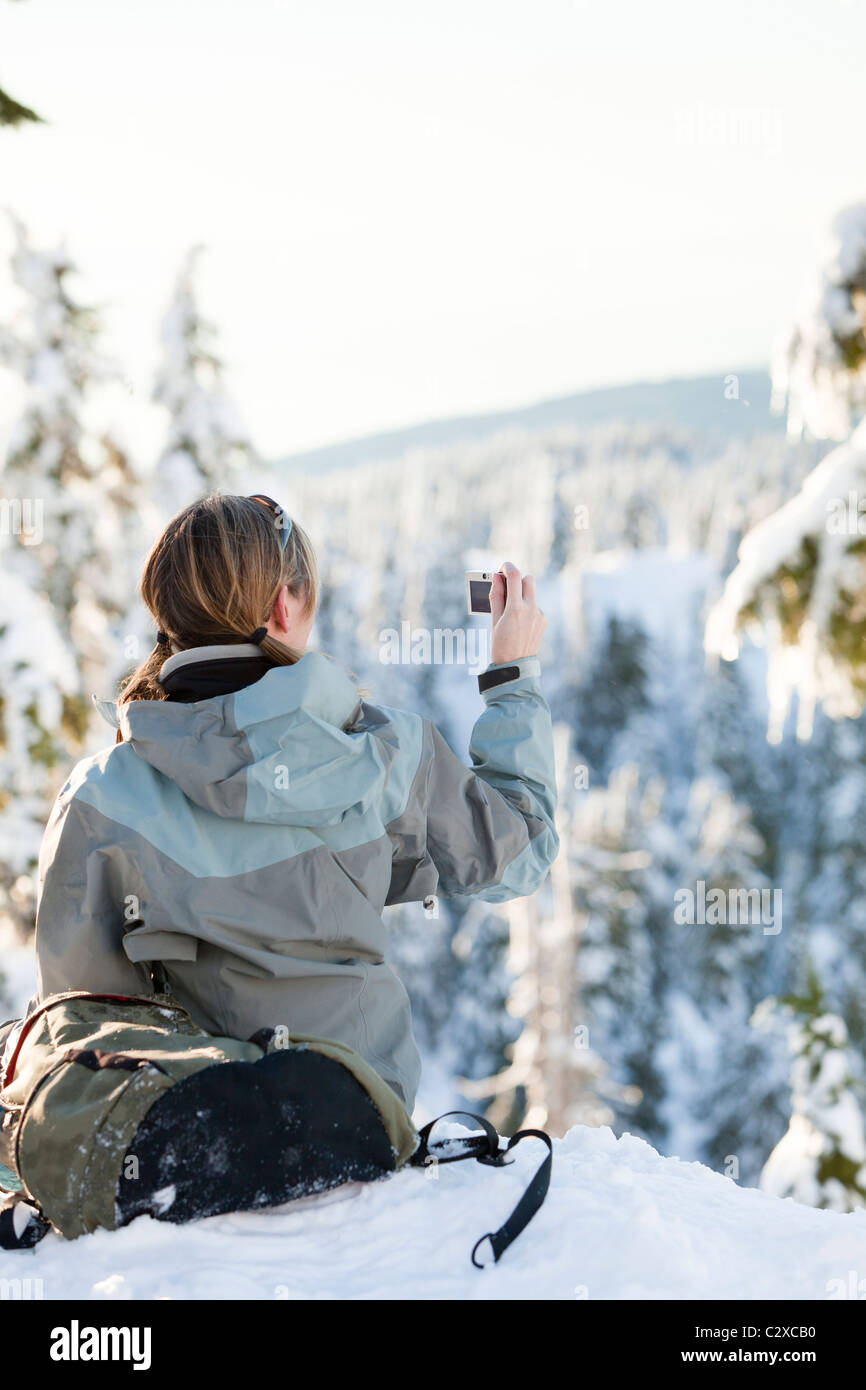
{"left": 410, "top": 1110, "right": 553, "bottom": 1267}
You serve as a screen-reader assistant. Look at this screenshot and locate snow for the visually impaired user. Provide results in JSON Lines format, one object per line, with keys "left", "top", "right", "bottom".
{"left": 4, "top": 1120, "right": 866, "bottom": 1299}
{"left": 4, "top": 929, "right": 859, "bottom": 1301}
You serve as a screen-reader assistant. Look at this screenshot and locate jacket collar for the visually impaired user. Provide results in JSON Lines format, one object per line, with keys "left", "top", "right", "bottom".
{"left": 93, "top": 649, "right": 361, "bottom": 734}
{"left": 157, "top": 644, "right": 273, "bottom": 704}
{"left": 159, "top": 642, "right": 265, "bottom": 681}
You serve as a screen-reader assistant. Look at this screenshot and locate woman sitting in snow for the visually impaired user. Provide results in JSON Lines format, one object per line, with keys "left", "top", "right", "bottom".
{"left": 32, "top": 493, "right": 559, "bottom": 1112}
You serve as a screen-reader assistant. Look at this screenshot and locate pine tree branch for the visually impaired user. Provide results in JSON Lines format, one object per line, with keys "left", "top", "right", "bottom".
{"left": 0, "top": 84, "right": 43, "bottom": 127}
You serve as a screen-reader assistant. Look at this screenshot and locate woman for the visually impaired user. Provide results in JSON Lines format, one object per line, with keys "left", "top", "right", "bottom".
{"left": 34, "top": 493, "right": 559, "bottom": 1110}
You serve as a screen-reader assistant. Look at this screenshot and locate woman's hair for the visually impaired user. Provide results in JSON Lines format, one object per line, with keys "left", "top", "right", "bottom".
{"left": 119, "top": 493, "right": 319, "bottom": 704}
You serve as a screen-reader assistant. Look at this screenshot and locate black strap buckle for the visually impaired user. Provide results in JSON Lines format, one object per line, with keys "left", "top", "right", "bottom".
{"left": 471, "top": 1232, "right": 496, "bottom": 1269}
{"left": 411, "top": 1111, "right": 553, "bottom": 1267}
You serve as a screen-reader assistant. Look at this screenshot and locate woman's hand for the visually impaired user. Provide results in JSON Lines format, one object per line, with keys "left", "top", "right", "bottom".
{"left": 490, "top": 562, "right": 546, "bottom": 665}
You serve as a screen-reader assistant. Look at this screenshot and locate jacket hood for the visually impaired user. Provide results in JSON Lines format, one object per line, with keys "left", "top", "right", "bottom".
{"left": 94, "top": 650, "right": 385, "bottom": 828}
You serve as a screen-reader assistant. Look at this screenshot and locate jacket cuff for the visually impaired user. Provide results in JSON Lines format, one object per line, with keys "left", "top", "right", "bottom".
{"left": 478, "top": 657, "right": 542, "bottom": 695}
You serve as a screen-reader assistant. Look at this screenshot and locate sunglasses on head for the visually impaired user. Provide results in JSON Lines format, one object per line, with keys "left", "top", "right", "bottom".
{"left": 248, "top": 494, "right": 293, "bottom": 551}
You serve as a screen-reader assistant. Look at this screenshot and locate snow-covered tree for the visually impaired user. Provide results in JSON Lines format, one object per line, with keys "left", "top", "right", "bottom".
{"left": 761, "top": 969, "right": 866, "bottom": 1212}
{"left": 0, "top": 218, "right": 141, "bottom": 917}
{"left": 153, "top": 246, "right": 257, "bottom": 515}
{"left": 453, "top": 727, "right": 632, "bottom": 1137}
{"left": 575, "top": 763, "right": 675, "bottom": 1144}
{"left": 449, "top": 901, "right": 520, "bottom": 1109}
{"left": 675, "top": 781, "right": 770, "bottom": 1002}
{"left": 663, "top": 779, "right": 787, "bottom": 1182}
{"left": 387, "top": 892, "right": 523, "bottom": 1125}
{"left": 692, "top": 654, "right": 782, "bottom": 851}
{"left": 798, "top": 709, "right": 866, "bottom": 1055}
{"left": 773, "top": 205, "right": 866, "bottom": 443}
{"left": 706, "top": 204, "right": 866, "bottom": 732}
{"left": 385, "top": 900, "right": 458, "bottom": 1071}
{"left": 572, "top": 615, "right": 651, "bottom": 779}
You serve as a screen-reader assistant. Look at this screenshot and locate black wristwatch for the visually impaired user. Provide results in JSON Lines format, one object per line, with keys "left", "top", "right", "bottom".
{"left": 478, "top": 664, "right": 521, "bottom": 694}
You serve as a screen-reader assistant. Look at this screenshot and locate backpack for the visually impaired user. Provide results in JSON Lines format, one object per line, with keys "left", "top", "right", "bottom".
{"left": 0, "top": 990, "right": 552, "bottom": 1267}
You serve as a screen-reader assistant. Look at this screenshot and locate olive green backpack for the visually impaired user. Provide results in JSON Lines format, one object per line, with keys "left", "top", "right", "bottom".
{"left": 0, "top": 990, "right": 551, "bottom": 1267}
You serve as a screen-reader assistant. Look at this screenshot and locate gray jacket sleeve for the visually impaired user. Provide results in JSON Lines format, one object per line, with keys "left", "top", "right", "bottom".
{"left": 385, "top": 657, "right": 559, "bottom": 905}
{"left": 34, "top": 794, "right": 148, "bottom": 1000}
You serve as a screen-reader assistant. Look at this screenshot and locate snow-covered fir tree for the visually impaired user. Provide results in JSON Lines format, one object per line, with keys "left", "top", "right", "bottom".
{"left": 447, "top": 900, "right": 521, "bottom": 1115}
{"left": 152, "top": 245, "right": 257, "bottom": 516}
{"left": 692, "top": 653, "right": 782, "bottom": 852}
{"left": 762, "top": 968, "right": 866, "bottom": 1212}
{"left": 0, "top": 217, "right": 140, "bottom": 918}
{"left": 575, "top": 763, "right": 675, "bottom": 1144}
{"left": 706, "top": 203, "right": 866, "bottom": 729}
{"left": 386, "top": 900, "right": 458, "bottom": 1072}
{"left": 798, "top": 709, "right": 866, "bottom": 1055}
{"left": 570, "top": 613, "right": 651, "bottom": 779}
{"left": 664, "top": 778, "right": 787, "bottom": 1183}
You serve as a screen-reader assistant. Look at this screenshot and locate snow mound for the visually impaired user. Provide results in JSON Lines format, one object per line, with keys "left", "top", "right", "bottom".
{"left": 5, "top": 1122, "right": 865, "bottom": 1300}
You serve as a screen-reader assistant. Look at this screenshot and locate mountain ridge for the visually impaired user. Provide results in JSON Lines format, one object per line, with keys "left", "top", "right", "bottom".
{"left": 275, "top": 367, "right": 781, "bottom": 473}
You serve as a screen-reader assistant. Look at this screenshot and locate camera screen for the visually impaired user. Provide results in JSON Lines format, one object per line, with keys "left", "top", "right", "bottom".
{"left": 469, "top": 578, "right": 493, "bottom": 613}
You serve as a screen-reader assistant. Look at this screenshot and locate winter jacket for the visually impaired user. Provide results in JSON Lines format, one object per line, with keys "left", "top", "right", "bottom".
{"left": 33, "top": 646, "right": 559, "bottom": 1109}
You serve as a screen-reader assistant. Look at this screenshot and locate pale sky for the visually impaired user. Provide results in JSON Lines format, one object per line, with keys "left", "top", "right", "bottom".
{"left": 2, "top": 0, "right": 865, "bottom": 456}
